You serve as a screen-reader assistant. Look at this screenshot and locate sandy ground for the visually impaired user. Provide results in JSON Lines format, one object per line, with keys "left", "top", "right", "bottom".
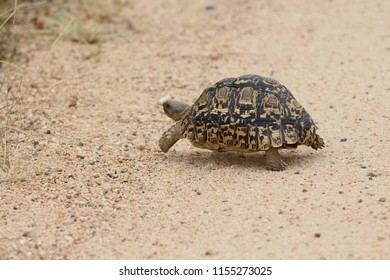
{"left": 0, "top": 0, "right": 389, "bottom": 259}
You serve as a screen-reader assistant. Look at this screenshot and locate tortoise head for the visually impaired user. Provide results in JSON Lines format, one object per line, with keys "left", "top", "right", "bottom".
{"left": 162, "top": 98, "right": 190, "bottom": 121}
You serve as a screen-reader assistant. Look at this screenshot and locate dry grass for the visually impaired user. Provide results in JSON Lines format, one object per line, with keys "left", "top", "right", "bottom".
{"left": 0, "top": 72, "right": 23, "bottom": 173}
{"left": 0, "top": 0, "right": 132, "bottom": 175}
{"left": 0, "top": 0, "right": 18, "bottom": 62}
{"left": 0, "top": 0, "right": 19, "bottom": 174}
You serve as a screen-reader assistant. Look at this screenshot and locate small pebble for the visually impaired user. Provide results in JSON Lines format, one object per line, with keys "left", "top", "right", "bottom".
{"left": 379, "top": 198, "right": 386, "bottom": 203}
{"left": 314, "top": 233, "right": 321, "bottom": 238}
{"left": 45, "top": 129, "right": 51, "bottom": 134}
{"left": 205, "top": 5, "right": 216, "bottom": 11}
{"left": 367, "top": 172, "right": 378, "bottom": 177}
{"left": 107, "top": 173, "right": 119, "bottom": 179}
{"left": 340, "top": 138, "right": 347, "bottom": 142}
{"left": 138, "top": 145, "right": 146, "bottom": 151}
{"left": 76, "top": 154, "right": 85, "bottom": 159}
{"left": 32, "top": 151, "right": 38, "bottom": 160}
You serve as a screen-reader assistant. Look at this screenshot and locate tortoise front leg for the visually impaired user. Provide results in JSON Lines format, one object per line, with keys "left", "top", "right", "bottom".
{"left": 265, "top": 147, "right": 286, "bottom": 171}
{"left": 158, "top": 123, "right": 183, "bottom": 153}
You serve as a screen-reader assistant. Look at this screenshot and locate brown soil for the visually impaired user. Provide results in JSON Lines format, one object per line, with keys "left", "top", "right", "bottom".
{"left": 0, "top": 0, "right": 389, "bottom": 259}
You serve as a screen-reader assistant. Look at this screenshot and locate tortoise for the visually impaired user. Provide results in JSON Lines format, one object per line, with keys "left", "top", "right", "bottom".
{"left": 158, "top": 74, "right": 324, "bottom": 170}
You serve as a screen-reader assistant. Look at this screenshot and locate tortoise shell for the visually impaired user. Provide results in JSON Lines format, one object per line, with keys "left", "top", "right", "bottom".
{"left": 179, "top": 74, "right": 323, "bottom": 152}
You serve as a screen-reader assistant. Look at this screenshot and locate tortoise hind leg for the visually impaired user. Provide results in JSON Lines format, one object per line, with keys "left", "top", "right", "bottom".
{"left": 158, "top": 122, "right": 183, "bottom": 153}
{"left": 311, "top": 134, "right": 325, "bottom": 150}
{"left": 265, "top": 147, "right": 286, "bottom": 171}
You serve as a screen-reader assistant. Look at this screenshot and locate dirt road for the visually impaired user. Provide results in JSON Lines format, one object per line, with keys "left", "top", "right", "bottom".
{"left": 0, "top": 0, "right": 389, "bottom": 259}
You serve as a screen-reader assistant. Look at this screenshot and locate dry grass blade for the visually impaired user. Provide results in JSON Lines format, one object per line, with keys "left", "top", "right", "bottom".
{"left": 13, "top": 0, "right": 17, "bottom": 24}
{"left": 0, "top": 73, "right": 10, "bottom": 172}
{"left": 0, "top": 59, "right": 24, "bottom": 71}
{"left": 0, "top": 0, "right": 16, "bottom": 31}
{"left": 0, "top": 73, "right": 24, "bottom": 173}
{"left": 43, "top": 18, "right": 73, "bottom": 64}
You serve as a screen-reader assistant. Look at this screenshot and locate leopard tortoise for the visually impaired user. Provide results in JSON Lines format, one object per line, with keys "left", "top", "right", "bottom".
{"left": 158, "top": 74, "right": 324, "bottom": 171}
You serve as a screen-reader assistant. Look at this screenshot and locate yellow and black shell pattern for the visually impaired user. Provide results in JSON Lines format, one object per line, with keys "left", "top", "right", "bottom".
{"left": 180, "top": 74, "right": 321, "bottom": 152}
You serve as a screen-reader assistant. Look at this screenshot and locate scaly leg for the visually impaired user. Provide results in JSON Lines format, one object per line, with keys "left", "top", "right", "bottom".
{"left": 265, "top": 147, "right": 286, "bottom": 171}
{"left": 158, "top": 122, "right": 183, "bottom": 153}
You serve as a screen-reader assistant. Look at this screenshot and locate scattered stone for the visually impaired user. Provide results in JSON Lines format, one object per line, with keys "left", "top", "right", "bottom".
{"left": 204, "top": 250, "right": 214, "bottom": 256}
{"left": 76, "top": 154, "right": 85, "bottom": 159}
{"left": 302, "top": 188, "right": 307, "bottom": 193}
{"left": 193, "top": 189, "right": 201, "bottom": 195}
{"left": 68, "top": 96, "right": 78, "bottom": 108}
{"left": 340, "top": 138, "right": 347, "bottom": 142}
{"left": 205, "top": 5, "right": 216, "bottom": 11}
{"left": 33, "top": 141, "right": 39, "bottom": 147}
{"left": 22, "top": 231, "right": 30, "bottom": 237}
{"left": 127, "top": 20, "right": 136, "bottom": 31}
{"left": 379, "top": 197, "right": 386, "bottom": 203}
{"left": 358, "top": 199, "right": 363, "bottom": 203}
{"left": 32, "top": 151, "right": 38, "bottom": 160}
{"left": 45, "top": 129, "right": 51, "bottom": 134}
{"left": 107, "top": 173, "right": 119, "bottom": 179}
{"left": 367, "top": 172, "right": 378, "bottom": 177}
{"left": 314, "top": 233, "right": 321, "bottom": 238}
